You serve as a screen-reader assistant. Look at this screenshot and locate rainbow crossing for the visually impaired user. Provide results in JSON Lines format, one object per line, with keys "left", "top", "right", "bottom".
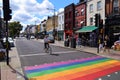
{"left": 24, "top": 56, "right": 120, "bottom": 80}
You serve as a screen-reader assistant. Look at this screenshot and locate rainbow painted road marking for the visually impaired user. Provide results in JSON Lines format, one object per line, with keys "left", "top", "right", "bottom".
{"left": 24, "top": 56, "right": 120, "bottom": 80}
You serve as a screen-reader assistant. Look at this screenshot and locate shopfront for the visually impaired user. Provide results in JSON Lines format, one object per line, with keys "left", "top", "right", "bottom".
{"left": 57, "top": 30, "right": 64, "bottom": 41}
{"left": 76, "top": 26, "right": 98, "bottom": 47}
{"left": 64, "top": 30, "right": 73, "bottom": 39}
{"left": 105, "top": 15, "right": 120, "bottom": 46}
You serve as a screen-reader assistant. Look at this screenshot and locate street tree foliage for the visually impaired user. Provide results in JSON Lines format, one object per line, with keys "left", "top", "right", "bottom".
{"left": 8, "top": 21, "right": 23, "bottom": 38}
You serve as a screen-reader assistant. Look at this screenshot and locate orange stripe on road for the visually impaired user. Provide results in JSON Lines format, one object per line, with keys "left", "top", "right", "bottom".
{"left": 30, "top": 60, "right": 120, "bottom": 80}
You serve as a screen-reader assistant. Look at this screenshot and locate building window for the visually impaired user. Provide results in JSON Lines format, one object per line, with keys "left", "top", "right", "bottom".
{"left": 89, "top": 4, "right": 93, "bottom": 13}
{"left": 75, "top": 10, "right": 79, "bottom": 17}
{"left": 69, "top": 12, "right": 71, "bottom": 18}
{"left": 75, "top": 21, "right": 78, "bottom": 27}
{"left": 90, "top": 17, "right": 93, "bottom": 25}
{"left": 81, "top": 8, "right": 84, "bottom": 16}
{"left": 62, "top": 24, "right": 64, "bottom": 29}
{"left": 62, "top": 15, "right": 64, "bottom": 21}
{"left": 65, "top": 13, "right": 67, "bottom": 19}
{"left": 113, "top": 0, "right": 119, "bottom": 7}
{"left": 58, "top": 16, "right": 60, "bottom": 22}
{"left": 80, "top": 21, "right": 84, "bottom": 27}
{"left": 113, "top": 0, "right": 119, "bottom": 14}
{"left": 97, "top": 1, "right": 102, "bottom": 11}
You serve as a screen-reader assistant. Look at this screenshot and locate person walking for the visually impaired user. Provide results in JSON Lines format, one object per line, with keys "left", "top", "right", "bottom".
{"left": 98, "top": 35, "right": 103, "bottom": 53}
{"left": 44, "top": 35, "right": 49, "bottom": 49}
{"left": 77, "top": 37, "right": 82, "bottom": 48}
{"left": 103, "top": 35, "right": 111, "bottom": 53}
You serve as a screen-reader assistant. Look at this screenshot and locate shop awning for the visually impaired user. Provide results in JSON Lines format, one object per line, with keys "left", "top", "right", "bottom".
{"left": 76, "top": 26, "right": 98, "bottom": 33}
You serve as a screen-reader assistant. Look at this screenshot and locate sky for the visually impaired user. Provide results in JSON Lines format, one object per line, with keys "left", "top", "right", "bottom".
{"left": 0, "top": 0, "right": 79, "bottom": 31}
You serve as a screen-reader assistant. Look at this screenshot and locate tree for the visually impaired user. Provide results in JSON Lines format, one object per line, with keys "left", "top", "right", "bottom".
{"left": 8, "top": 21, "right": 23, "bottom": 38}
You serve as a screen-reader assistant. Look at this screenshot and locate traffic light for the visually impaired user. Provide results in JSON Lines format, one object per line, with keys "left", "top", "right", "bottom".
{"left": 99, "top": 19, "right": 103, "bottom": 28}
{"left": 94, "top": 14, "right": 100, "bottom": 27}
{"left": 3, "top": 0, "right": 12, "bottom": 21}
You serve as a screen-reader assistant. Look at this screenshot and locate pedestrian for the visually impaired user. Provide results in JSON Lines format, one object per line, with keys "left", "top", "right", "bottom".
{"left": 77, "top": 37, "right": 82, "bottom": 48}
{"left": 98, "top": 35, "right": 103, "bottom": 53}
{"left": 103, "top": 35, "right": 110, "bottom": 53}
{"left": 0, "top": 39, "right": 6, "bottom": 60}
{"left": 82, "top": 35, "right": 85, "bottom": 46}
{"left": 66, "top": 36, "right": 70, "bottom": 47}
{"left": 44, "top": 35, "right": 49, "bottom": 49}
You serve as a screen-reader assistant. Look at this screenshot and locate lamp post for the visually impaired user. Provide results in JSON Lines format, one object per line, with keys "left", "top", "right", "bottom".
{"left": 0, "top": 6, "right": 2, "bottom": 39}
{"left": 0, "top": 6, "right": 2, "bottom": 17}
{"left": 47, "top": 8, "right": 56, "bottom": 42}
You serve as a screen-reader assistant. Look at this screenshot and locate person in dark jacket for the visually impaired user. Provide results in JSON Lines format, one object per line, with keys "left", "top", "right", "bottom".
{"left": 103, "top": 35, "right": 110, "bottom": 53}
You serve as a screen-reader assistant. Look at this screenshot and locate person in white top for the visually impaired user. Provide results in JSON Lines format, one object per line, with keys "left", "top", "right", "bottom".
{"left": 44, "top": 35, "right": 49, "bottom": 49}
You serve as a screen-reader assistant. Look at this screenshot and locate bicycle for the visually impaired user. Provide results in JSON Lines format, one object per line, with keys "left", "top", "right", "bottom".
{"left": 44, "top": 42, "right": 52, "bottom": 54}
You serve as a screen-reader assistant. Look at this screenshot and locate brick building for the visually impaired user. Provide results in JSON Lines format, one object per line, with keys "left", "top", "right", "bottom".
{"left": 64, "top": 3, "right": 75, "bottom": 39}
{"left": 75, "top": 1, "right": 86, "bottom": 38}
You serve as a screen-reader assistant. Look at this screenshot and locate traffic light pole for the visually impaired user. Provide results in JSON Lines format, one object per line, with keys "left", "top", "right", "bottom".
{"left": 5, "top": 20, "right": 9, "bottom": 65}
{"left": 3, "top": 0, "right": 11, "bottom": 65}
{"left": 95, "top": 13, "right": 100, "bottom": 53}
{"left": 97, "top": 19, "right": 100, "bottom": 53}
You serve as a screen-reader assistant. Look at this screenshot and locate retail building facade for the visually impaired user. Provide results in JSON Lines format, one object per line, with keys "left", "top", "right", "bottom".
{"left": 105, "top": 0, "right": 120, "bottom": 44}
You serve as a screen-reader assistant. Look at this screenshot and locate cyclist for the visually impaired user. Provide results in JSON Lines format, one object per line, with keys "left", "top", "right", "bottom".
{"left": 44, "top": 35, "right": 49, "bottom": 49}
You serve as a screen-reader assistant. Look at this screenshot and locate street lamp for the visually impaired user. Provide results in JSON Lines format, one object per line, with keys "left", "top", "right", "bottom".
{"left": 0, "top": 6, "right": 2, "bottom": 17}
{"left": 0, "top": 6, "right": 2, "bottom": 39}
{"left": 47, "top": 8, "right": 56, "bottom": 42}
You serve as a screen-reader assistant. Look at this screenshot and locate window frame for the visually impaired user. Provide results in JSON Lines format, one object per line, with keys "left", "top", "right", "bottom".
{"left": 89, "top": 4, "right": 93, "bottom": 13}
{"left": 97, "top": 1, "right": 102, "bottom": 11}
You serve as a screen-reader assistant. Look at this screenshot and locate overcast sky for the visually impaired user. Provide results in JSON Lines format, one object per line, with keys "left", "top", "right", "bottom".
{"left": 0, "top": 0, "right": 78, "bottom": 31}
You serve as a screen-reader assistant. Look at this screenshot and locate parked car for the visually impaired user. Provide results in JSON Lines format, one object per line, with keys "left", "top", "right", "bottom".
{"left": 3, "top": 37, "right": 14, "bottom": 47}
{"left": 112, "top": 40, "right": 120, "bottom": 51}
{"left": 48, "top": 36, "right": 54, "bottom": 43}
{"left": 30, "top": 36, "right": 35, "bottom": 39}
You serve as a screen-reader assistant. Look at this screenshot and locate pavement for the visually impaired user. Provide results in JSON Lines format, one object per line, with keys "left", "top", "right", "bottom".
{"left": 0, "top": 38, "right": 120, "bottom": 80}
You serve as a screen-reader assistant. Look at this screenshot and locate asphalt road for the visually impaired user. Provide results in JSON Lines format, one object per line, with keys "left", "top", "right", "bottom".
{"left": 16, "top": 38, "right": 96, "bottom": 66}
{"left": 16, "top": 38, "right": 120, "bottom": 80}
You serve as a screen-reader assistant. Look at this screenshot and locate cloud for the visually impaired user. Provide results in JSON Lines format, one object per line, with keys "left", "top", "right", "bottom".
{"left": 58, "top": 8, "right": 64, "bottom": 13}
{"left": 9, "top": 0, "right": 54, "bottom": 28}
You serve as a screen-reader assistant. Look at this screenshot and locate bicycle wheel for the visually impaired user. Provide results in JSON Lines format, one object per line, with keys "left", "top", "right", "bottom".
{"left": 48, "top": 46, "right": 52, "bottom": 54}
{"left": 44, "top": 48, "right": 48, "bottom": 53}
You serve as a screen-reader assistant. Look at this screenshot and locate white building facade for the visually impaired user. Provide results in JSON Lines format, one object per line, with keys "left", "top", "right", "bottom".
{"left": 40, "top": 20, "right": 46, "bottom": 32}
{"left": 86, "top": 0, "right": 105, "bottom": 26}
{"left": 57, "top": 10, "right": 64, "bottom": 40}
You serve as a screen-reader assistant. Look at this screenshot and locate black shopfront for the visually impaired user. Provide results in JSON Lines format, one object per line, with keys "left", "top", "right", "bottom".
{"left": 105, "top": 15, "right": 120, "bottom": 46}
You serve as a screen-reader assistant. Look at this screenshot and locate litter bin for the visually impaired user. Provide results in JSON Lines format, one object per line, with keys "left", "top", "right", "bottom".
{"left": 64, "top": 41, "right": 67, "bottom": 46}
{"left": 64, "top": 39, "right": 69, "bottom": 47}
{"left": 71, "top": 37, "right": 76, "bottom": 48}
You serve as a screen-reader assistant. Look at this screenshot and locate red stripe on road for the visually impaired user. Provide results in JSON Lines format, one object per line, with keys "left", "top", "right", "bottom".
{"left": 72, "top": 65, "right": 120, "bottom": 80}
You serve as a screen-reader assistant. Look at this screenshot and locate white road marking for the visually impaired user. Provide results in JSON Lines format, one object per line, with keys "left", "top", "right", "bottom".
{"left": 98, "top": 78, "right": 102, "bottom": 80}
{"left": 115, "top": 72, "right": 118, "bottom": 74}
{"left": 20, "top": 51, "right": 77, "bottom": 57}
{"left": 107, "top": 75, "right": 111, "bottom": 77}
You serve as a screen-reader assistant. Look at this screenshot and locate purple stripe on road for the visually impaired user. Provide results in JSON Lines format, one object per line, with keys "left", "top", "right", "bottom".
{"left": 25, "top": 56, "right": 102, "bottom": 70}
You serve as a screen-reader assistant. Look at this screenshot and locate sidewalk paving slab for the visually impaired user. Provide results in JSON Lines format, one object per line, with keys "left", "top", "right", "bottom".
{"left": 0, "top": 46, "right": 26, "bottom": 80}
